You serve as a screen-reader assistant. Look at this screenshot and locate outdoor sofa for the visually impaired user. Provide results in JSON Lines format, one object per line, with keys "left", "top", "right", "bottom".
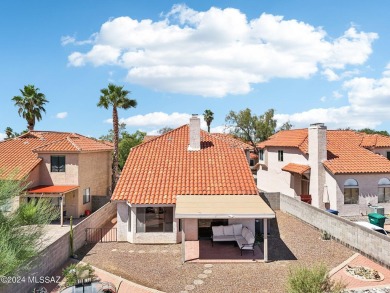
{"left": 211, "top": 224, "right": 255, "bottom": 255}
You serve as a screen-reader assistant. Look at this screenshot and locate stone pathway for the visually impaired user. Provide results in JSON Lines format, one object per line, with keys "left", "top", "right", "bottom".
{"left": 179, "top": 264, "right": 214, "bottom": 293}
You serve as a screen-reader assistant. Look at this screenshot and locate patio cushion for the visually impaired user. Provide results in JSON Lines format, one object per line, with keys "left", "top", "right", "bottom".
{"left": 212, "top": 225, "right": 224, "bottom": 237}
{"left": 245, "top": 234, "right": 255, "bottom": 245}
{"left": 223, "top": 225, "right": 234, "bottom": 236}
{"left": 241, "top": 227, "right": 249, "bottom": 239}
{"left": 232, "top": 224, "right": 242, "bottom": 236}
{"left": 213, "top": 235, "right": 235, "bottom": 241}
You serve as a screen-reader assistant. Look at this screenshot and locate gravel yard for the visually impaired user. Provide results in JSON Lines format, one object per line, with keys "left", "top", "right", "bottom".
{"left": 76, "top": 211, "right": 354, "bottom": 293}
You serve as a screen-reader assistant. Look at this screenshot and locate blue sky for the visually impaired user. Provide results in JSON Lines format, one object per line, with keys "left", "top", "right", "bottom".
{"left": 1, "top": 1, "right": 390, "bottom": 139}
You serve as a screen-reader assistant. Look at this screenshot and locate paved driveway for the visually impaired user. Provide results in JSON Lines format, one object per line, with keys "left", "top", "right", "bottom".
{"left": 75, "top": 211, "right": 355, "bottom": 292}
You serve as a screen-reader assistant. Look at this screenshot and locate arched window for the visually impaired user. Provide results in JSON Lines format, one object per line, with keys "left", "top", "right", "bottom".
{"left": 344, "top": 179, "right": 359, "bottom": 204}
{"left": 378, "top": 178, "right": 390, "bottom": 203}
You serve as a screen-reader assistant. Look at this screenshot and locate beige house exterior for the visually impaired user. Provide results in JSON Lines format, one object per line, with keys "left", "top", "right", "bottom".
{"left": 258, "top": 124, "right": 390, "bottom": 216}
{"left": 0, "top": 131, "right": 113, "bottom": 220}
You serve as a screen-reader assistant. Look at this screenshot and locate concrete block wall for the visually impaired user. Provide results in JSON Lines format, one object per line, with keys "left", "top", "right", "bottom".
{"left": 2, "top": 201, "right": 117, "bottom": 293}
{"left": 278, "top": 193, "right": 390, "bottom": 268}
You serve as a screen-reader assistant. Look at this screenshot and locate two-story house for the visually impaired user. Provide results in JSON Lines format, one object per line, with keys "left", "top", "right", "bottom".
{"left": 0, "top": 131, "right": 113, "bottom": 223}
{"left": 257, "top": 123, "right": 390, "bottom": 216}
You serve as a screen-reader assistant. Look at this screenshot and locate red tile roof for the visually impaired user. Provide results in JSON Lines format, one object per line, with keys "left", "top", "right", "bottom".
{"left": 258, "top": 129, "right": 308, "bottom": 153}
{"left": 210, "top": 133, "right": 254, "bottom": 150}
{"left": 282, "top": 163, "right": 311, "bottom": 175}
{"left": 142, "top": 135, "right": 159, "bottom": 143}
{"left": 28, "top": 185, "right": 79, "bottom": 194}
{"left": 112, "top": 125, "right": 258, "bottom": 204}
{"left": 0, "top": 131, "right": 113, "bottom": 180}
{"left": 259, "top": 129, "right": 390, "bottom": 175}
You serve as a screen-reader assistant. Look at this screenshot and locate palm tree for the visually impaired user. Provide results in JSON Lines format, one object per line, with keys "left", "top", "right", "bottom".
{"left": 12, "top": 85, "right": 48, "bottom": 131}
{"left": 5, "top": 127, "right": 14, "bottom": 139}
{"left": 97, "top": 83, "right": 137, "bottom": 192}
{"left": 203, "top": 109, "right": 214, "bottom": 133}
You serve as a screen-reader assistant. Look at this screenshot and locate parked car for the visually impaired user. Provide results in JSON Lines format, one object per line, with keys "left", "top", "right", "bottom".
{"left": 355, "top": 221, "right": 388, "bottom": 236}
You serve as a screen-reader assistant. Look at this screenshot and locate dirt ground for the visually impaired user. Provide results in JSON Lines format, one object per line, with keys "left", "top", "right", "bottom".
{"left": 76, "top": 211, "right": 354, "bottom": 293}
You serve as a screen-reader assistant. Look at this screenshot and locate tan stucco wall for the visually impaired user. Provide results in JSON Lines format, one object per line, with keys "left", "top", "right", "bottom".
{"left": 77, "top": 151, "right": 112, "bottom": 217}
{"left": 38, "top": 153, "right": 79, "bottom": 186}
{"left": 65, "top": 190, "right": 78, "bottom": 218}
{"left": 33, "top": 151, "right": 112, "bottom": 218}
{"left": 27, "top": 164, "right": 41, "bottom": 188}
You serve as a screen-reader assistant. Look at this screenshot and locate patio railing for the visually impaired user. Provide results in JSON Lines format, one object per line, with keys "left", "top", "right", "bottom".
{"left": 85, "top": 228, "right": 117, "bottom": 243}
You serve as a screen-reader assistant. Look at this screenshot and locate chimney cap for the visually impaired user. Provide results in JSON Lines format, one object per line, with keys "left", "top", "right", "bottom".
{"left": 191, "top": 114, "right": 198, "bottom": 117}
{"left": 310, "top": 123, "right": 326, "bottom": 128}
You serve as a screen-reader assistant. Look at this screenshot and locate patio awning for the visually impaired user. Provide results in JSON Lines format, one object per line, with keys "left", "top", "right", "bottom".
{"left": 175, "top": 195, "right": 275, "bottom": 219}
{"left": 282, "top": 163, "right": 311, "bottom": 175}
{"left": 28, "top": 185, "right": 79, "bottom": 195}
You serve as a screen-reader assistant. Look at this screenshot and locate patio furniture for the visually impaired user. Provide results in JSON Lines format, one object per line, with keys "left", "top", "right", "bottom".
{"left": 212, "top": 224, "right": 255, "bottom": 255}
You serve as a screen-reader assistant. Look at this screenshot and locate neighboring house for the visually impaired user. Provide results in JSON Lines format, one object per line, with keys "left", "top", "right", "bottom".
{"left": 257, "top": 123, "right": 390, "bottom": 216}
{"left": 112, "top": 115, "right": 274, "bottom": 261}
{"left": 0, "top": 131, "right": 113, "bottom": 222}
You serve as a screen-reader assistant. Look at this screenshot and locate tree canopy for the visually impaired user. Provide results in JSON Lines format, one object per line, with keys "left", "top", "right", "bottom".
{"left": 225, "top": 108, "right": 277, "bottom": 153}
{"left": 12, "top": 85, "right": 48, "bottom": 131}
{"left": 0, "top": 173, "right": 58, "bottom": 277}
{"left": 203, "top": 109, "right": 214, "bottom": 133}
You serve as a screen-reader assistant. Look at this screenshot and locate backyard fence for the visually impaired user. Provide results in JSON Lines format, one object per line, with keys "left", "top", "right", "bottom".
{"left": 261, "top": 192, "right": 390, "bottom": 268}
{"left": 86, "top": 227, "right": 117, "bottom": 243}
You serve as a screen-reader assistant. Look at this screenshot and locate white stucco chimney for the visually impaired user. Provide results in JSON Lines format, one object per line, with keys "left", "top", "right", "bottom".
{"left": 308, "top": 123, "right": 327, "bottom": 209}
{"left": 188, "top": 114, "right": 201, "bottom": 151}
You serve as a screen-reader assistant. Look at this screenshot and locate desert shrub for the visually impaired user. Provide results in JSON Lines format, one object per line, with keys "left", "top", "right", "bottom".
{"left": 287, "top": 263, "right": 346, "bottom": 293}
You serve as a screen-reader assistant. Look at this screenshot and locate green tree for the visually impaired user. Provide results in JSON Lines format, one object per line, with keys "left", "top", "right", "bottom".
{"left": 358, "top": 128, "right": 389, "bottom": 136}
{"left": 0, "top": 173, "right": 58, "bottom": 277}
{"left": 5, "top": 127, "right": 14, "bottom": 139}
{"left": 12, "top": 85, "right": 49, "bottom": 131}
{"left": 119, "top": 130, "right": 146, "bottom": 169}
{"left": 158, "top": 127, "right": 174, "bottom": 134}
{"left": 203, "top": 109, "right": 214, "bottom": 133}
{"left": 225, "top": 108, "right": 277, "bottom": 153}
{"left": 99, "top": 123, "right": 127, "bottom": 142}
{"left": 279, "top": 121, "right": 293, "bottom": 131}
{"left": 97, "top": 84, "right": 137, "bottom": 192}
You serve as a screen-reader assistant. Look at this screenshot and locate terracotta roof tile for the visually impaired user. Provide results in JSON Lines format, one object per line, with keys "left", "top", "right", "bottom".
{"left": 282, "top": 163, "right": 311, "bottom": 175}
{"left": 28, "top": 185, "right": 79, "bottom": 194}
{"left": 211, "top": 133, "right": 254, "bottom": 150}
{"left": 258, "top": 129, "right": 308, "bottom": 153}
{"left": 112, "top": 125, "right": 258, "bottom": 204}
{"left": 0, "top": 131, "right": 112, "bottom": 179}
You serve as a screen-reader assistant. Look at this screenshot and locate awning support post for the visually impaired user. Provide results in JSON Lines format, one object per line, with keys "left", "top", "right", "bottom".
{"left": 263, "top": 218, "right": 268, "bottom": 262}
{"left": 181, "top": 219, "right": 186, "bottom": 264}
{"left": 60, "top": 195, "right": 64, "bottom": 227}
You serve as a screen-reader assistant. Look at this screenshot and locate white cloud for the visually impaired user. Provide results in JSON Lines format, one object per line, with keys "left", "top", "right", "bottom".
{"left": 0, "top": 133, "right": 6, "bottom": 141}
{"left": 116, "top": 112, "right": 192, "bottom": 128}
{"left": 276, "top": 65, "right": 390, "bottom": 129}
{"left": 322, "top": 68, "right": 339, "bottom": 81}
{"left": 56, "top": 112, "right": 68, "bottom": 119}
{"left": 106, "top": 111, "right": 229, "bottom": 134}
{"left": 332, "top": 91, "right": 343, "bottom": 99}
{"left": 61, "top": 34, "right": 95, "bottom": 46}
{"left": 66, "top": 5, "right": 377, "bottom": 97}
{"left": 320, "top": 96, "right": 327, "bottom": 102}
